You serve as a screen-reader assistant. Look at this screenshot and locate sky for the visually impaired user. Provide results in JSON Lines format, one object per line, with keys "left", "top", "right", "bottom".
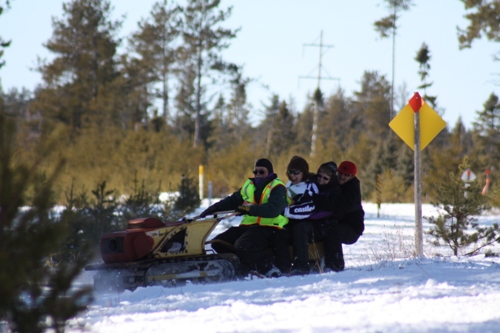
{"left": 56, "top": 201, "right": 500, "bottom": 333}
{"left": 1, "top": 1, "right": 500, "bottom": 129}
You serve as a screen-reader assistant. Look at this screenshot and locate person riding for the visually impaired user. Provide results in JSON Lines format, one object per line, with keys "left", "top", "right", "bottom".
{"left": 289, "top": 161, "right": 340, "bottom": 275}
{"left": 275, "top": 155, "right": 317, "bottom": 273}
{"left": 199, "top": 158, "right": 290, "bottom": 277}
{"left": 322, "top": 160, "right": 364, "bottom": 272}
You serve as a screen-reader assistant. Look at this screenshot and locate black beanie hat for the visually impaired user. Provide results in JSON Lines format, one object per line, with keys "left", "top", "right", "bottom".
{"left": 317, "top": 161, "right": 338, "bottom": 177}
{"left": 255, "top": 158, "right": 274, "bottom": 174}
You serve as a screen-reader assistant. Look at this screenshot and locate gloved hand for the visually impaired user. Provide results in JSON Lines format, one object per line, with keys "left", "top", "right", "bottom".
{"left": 235, "top": 205, "right": 251, "bottom": 215}
{"left": 199, "top": 205, "right": 219, "bottom": 218}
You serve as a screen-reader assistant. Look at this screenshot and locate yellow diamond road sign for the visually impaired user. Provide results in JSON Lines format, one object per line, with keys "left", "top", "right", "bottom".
{"left": 389, "top": 100, "right": 446, "bottom": 151}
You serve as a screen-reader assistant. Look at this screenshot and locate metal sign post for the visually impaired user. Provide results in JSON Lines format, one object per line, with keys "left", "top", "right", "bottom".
{"left": 413, "top": 99, "right": 423, "bottom": 257}
{"left": 389, "top": 92, "right": 446, "bottom": 258}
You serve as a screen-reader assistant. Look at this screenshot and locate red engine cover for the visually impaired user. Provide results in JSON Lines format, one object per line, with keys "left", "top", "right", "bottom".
{"left": 100, "top": 218, "right": 165, "bottom": 263}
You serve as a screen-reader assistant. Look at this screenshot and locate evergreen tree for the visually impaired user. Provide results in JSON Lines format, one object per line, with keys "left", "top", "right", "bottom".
{"left": 174, "top": 174, "right": 201, "bottom": 214}
{"left": 267, "top": 100, "right": 295, "bottom": 157}
{"left": 472, "top": 93, "right": 500, "bottom": 164}
{"left": 0, "top": 1, "right": 11, "bottom": 70}
{"left": 424, "top": 119, "right": 469, "bottom": 201}
{"left": 181, "top": 0, "right": 239, "bottom": 148}
{"left": 130, "top": 0, "right": 182, "bottom": 123}
{"left": 35, "top": 0, "right": 122, "bottom": 131}
{"left": 426, "top": 158, "right": 499, "bottom": 256}
{"left": 364, "top": 138, "right": 400, "bottom": 200}
{"left": 320, "top": 88, "right": 353, "bottom": 152}
{"left": 373, "top": 0, "right": 413, "bottom": 117}
{"left": 470, "top": 93, "right": 500, "bottom": 199}
{"left": 352, "top": 71, "right": 392, "bottom": 143}
{"left": 293, "top": 101, "right": 313, "bottom": 156}
{"left": 258, "top": 94, "right": 281, "bottom": 154}
{"left": 207, "top": 94, "right": 228, "bottom": 151}
{"left": 458, "top": 0, "right": 500, "bottom": 50}
{"left": 0, "top": 112, "right": 93, "bottom": 333}
{"left": 226, "top": 66, "right": 251, "bottom": 134}
{"left": 207, "top": 67, "right": 251, "bottom": 152}
{"left": 414, "top": 42, "right": 438, "bottom": 109}
{"left": 117, "top": 53, "right": 154, "bottom": 127}
{"left": 173, "top": 60, "right": 198, "bottom": 143}
{"left": 395, "top": 144, "right": 414, "bottom": 189}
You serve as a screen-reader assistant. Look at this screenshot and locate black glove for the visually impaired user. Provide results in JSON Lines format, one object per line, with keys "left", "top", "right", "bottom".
{"left": 235, "top": 205, "right": 251, "bottom": 215}
{"left": 199, "top": 205, "right": 220, "bottom": 218}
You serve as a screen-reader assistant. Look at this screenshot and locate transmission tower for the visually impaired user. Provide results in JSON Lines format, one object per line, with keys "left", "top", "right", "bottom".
{"left": 299, "top": 30, "right": 339, "bottom": 157}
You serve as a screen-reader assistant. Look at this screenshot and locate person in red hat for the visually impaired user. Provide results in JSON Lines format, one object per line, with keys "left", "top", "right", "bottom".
{"left": 322, "top": 160, "right": 365, "bottom": 272}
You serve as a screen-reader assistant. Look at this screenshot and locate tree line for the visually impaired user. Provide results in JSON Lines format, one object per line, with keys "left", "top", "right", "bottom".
{"left": 2, "top": 1, "right": 500, "bottom": 331}
{"left": 1, "top": 0, "right": 499, "bottom": 206}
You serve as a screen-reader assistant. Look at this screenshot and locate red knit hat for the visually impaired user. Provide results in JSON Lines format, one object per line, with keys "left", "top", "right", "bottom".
{"left": 338, "top": 161, "right": 357, "bottom": 176}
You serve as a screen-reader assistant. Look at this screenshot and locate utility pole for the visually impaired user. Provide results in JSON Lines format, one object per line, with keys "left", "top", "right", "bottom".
{"left": 299, "top": 31, "right": 339, "bottom": 157}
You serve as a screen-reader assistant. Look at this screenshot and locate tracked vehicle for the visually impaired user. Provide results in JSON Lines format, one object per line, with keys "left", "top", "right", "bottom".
{"left": 85, "top": 211, "right": 243, "bottom": 291}
{"left": 86, "top": 211, "right": 327, "bottom": 291}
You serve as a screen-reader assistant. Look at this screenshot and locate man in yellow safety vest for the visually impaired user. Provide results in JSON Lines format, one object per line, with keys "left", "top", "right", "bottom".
{"left": 200, "top": 158, "right": 290, "bottom": 277}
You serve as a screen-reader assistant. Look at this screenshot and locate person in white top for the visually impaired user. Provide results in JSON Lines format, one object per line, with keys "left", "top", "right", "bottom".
{"left": 273, "top": 156, "right": 317, "bottom": 273}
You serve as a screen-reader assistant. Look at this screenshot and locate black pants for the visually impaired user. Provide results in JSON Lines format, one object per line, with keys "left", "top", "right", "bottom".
{"left": 291, "top": 221, "right": 323, "bottom": 270}
{"left": 292, "top": 220, "right": 360, "bottom": 271}
{"left": 323, "top": 223, "right": 360, "bottom": 271}
{"left": 211, "top": 225, "right": 289, "bottom": 274}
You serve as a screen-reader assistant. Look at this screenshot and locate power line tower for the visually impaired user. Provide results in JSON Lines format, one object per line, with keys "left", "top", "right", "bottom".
{"left": 299, "top": 30, "right": 339, "bottom": 157}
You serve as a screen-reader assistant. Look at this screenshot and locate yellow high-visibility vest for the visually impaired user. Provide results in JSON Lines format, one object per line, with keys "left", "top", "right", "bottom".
{"left": 239, "top": 178, "right": 290, "bottom": 229}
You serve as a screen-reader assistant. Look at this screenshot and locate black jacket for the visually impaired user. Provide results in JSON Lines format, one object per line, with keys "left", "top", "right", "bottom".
{"left": 332, "top": 177, "right": 365, "bottom": 235}
{"left": 310, "top": 174, "right": 341, "bottom": 218}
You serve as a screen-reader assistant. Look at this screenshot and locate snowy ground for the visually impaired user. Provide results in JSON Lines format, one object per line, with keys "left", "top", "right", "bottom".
{"left": 67, "top": 201, "right": 500, "bottom": 333}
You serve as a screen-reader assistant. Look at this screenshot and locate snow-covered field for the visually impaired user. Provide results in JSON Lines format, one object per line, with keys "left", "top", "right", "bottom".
{"left": 67, "top": 202, "right": 500, "bottom": 333}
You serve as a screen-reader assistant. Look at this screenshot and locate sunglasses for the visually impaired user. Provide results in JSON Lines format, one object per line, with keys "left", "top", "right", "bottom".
{"left": 318, "top": 174, "right": 331, "bottom": 181}
{"left": 287, "top": 169, "right": 302, "bottom": 176}
{"left": 253, "top": 169, "right": 267, "bottom": 175}
{"left": 338, "top": 172, "right": 352, "bottom": 177}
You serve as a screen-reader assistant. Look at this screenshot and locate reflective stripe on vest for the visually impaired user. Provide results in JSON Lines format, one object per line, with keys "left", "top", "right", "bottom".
{"left": 239, "top": 178, "right": 289, "bottom": 229}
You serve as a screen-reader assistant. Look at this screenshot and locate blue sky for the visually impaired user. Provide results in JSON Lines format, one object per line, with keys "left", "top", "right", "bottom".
{"left": 1, "top": 0, "right": 499, "bottom": 129}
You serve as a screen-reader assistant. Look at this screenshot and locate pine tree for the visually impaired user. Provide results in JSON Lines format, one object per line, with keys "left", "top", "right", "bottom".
{"left": 426, "top": 158, "right": 499, "bottom": 256}
{"left": 395, "top": 144, "right": 414, "bottom": 189}
{"left": 0, "top": 112, "right": 93, "bottom": 333}
{"left": 458, "top": 0, "right": 500, "bottom": 50}
{"left": 174, "top": 174, "right": 200, "bottom": 214}
{"left": 226, "top": 66, "right": 251, "bottom": 136}
{"left": 207, "top": 67, "right": 251, "bottom": 153}
{"left": 352, "top": 71, "right": 392, "bottom": 143}
{"left": 373, "top": 0, "right": 413, "bottom": 117}
{"left": 414, "top": 42, "right": 438, "bottom": 109}
{"left": 35, "top": 0, "right": 122, "bottom": 130}
{"left": 181, "top": 0, "right": 239, "bottom": 148}
{"left": 267, "top": 100, "right": 295, "bottom": 157}
{"left": 472, "top": 93, "right": 500, "bottom": 164}
{"left": 0, "top": 1, "right": 11, "bottom": 70}
{"left": 173, "top": 60, "right": 198, "bottom": 143}
{"left": 320, "top": 88, "right": 351, "bottom": 151}
{"left": 130, "top": 0, "right": 182, "bottom": 123}
{"left": 424, "top": 119, "right": 469, "bottom": 201}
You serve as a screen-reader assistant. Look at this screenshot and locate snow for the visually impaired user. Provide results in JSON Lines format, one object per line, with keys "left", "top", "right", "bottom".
{"left": 68, "top": 201, "right": 500, "bottom": 333}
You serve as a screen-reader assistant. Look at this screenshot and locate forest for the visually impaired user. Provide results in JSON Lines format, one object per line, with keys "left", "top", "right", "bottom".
{"left": 2, "top": 1, "right": 500, "bottom": 331}
{"left": 1, "top": 0, "right": 500, "bottom": 207}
